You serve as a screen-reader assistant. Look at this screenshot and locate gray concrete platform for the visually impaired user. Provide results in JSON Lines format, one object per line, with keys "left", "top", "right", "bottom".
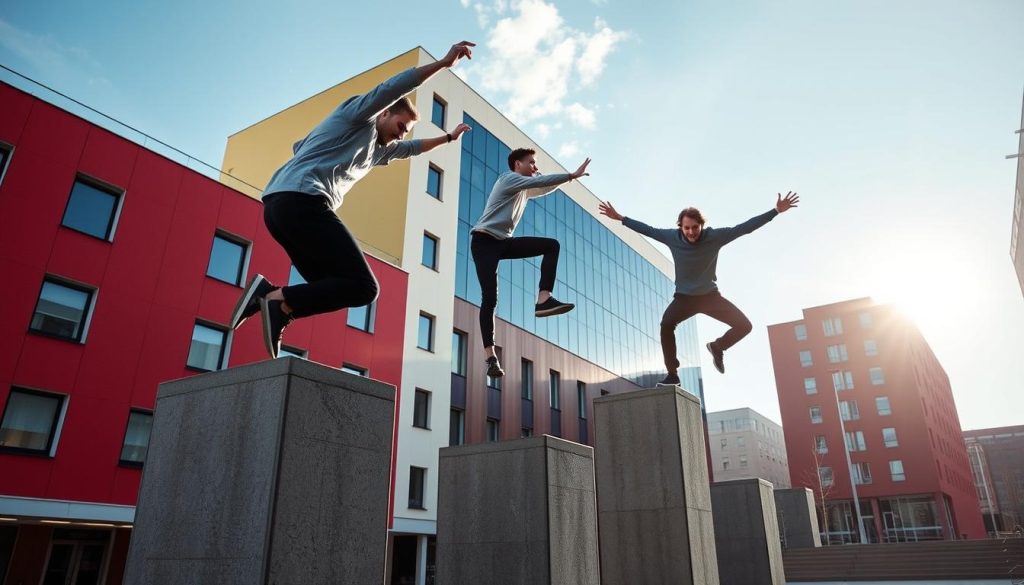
{"left": 123, "top": 358, "right": 395, "bottom": 585}
{"left": 774, "top": 487, "right": 822, "bottom": 549}
{"left": 711, "top": 478, "right": 785, "bottom": 585}
{"left": 593, "top": 387, "right": 719, "bottom": 585}
{"left": 436, "top": 435, "right": 600, "bottom": 585}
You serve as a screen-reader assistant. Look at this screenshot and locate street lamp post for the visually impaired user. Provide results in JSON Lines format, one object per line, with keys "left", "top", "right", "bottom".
{"left": 831, "top": 369, "right": 869, "bottom": 544}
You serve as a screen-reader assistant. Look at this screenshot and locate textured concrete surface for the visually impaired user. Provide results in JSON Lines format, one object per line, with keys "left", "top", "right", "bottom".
{"left": 436, "top": 435, "right": 600, "bottom": 585}
{"left": 593, "top": 387, "right": 719, "bottom": 585}
{"left": 711, "top": 478, "right": 785, "bottom": 585}
{"left": 774, "top": 487, "right": 822, "bottom": 549}
{"left": 124, "top": 358, "right": 395, "bottom": 585}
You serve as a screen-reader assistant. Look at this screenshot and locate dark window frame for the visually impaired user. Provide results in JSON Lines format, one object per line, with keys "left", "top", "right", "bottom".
{"left": 521, "top": 359, "right": 533, "bottom": 400}
{"left": 60, "top": 174, "right": 124, "bottom": 241}
{"left": 118, "top": 408, "right": 154, "bottom": 467}
{"left": 549, "top": 369, "right": 561, "bottom": 411}
{"left": 28, "top": 276, "right": 96, "bottom": 344}
{"left": 341, "top": 363, "right": 368, "bottom": 377}
{"left": 185, "top": 320, "right": 229, "bottom": 372}
{"left": 0, "top": 143, "right": 13, "bottom": 186}
{"left": 413, "top": 389, "right": 431, "bottom": 429}
{"left": 346, "top": 301, "right": 376, "bottom": 333}
{"left": 449, "top": 408, "right": 465, "bottom": 446}
{"left": 418, "top": 312, "right": 435, "bottom": 352}
{"left": 0, "top": 387, "right": 66, "bottom": 457}
{"left": 408, "top": 466, "right": 427, "bottom": 510}
{"left": 431, "top": 94, "right": 447, "bottom": 129}
{"left": 451, "top": 330, "right": 467, "bottom": 376}
{"left": 426, "top": 164, "right": 443, "bottom": 200}
{"left": 206, "top": 230, "right": 250, "bottom": 287}
{"left": 422, "top": 231, "right": 440, "bottom": 270}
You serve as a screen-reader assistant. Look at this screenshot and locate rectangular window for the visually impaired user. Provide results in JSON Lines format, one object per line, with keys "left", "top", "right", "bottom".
{"left": 804, "top": 377, "right": 817, "bottom": 394}
{"left": 431, "top": 94, "right": 446, "bottom": 129}
{"left": 288, "top": 265, "right": 307, "bottom": 285}
{"left": 549, "top": 370, "right": 561, "bottom": 410}
{"left": 119, "top": 410, "right": 153, "bottom": 466}
{"left": 809, "top": 406, "right": 823, "bottom": 424}
{"left": 417, "top": 312, "right": 435, "bottom": 351}
{"left": 845, "top": 430, "right": 867, "bottom": 452}
{"left": 822, "top": 317, "right": 844, "bottom": 337}
{"left": 577, "top": 381, "right": 587, "bottom": 419}
{"left": 408, "top": 466, "right": 426, "bottom": 509}
{"left": 0, "top": 144, "right": 11, "bottom": 184}
{"left": 521, "top": 427, "right": 533, "bottom": 438}
{"left": 799, "top": 350, "right": 813, "bottom": 367}
{"left": 794, "top": 324, "right": 807, "bottom": 341}
{"left": 890, "top": 460, "right": 906, "bottom": 481}
{"left": 869, "top": 367, "right": 885, "bottom": 385}
{"left": 882, "top": 427, "right": 899, "bottom": 448}
{"left": 422, "top": 232, "right": 439, "bottom": 270}
{"left": 346, "top": 302, "right": 375, "bottom": 333}
{"left": 486, "top": 418, "right": 499, "bottom": 442}
{"left": 859, "top": 312, "right": 873, "bottom": 328}
{"left": 864, "top": 339, "right": 878, "bottom": 356}
{"left": 839, "top": 400, "right": 860, "bottom": 421}
{"left": 876, "top": 396, "right": 892, "bottom": 416}
{"left": 832, "top": 371, "right": 854, "bottom": 391}
{"left": 449, "top": 409, "right": 465, "bottom": 446}
{"left": 739, "top": 455, "right": 748, "bottom": 468}
{"left": 0, "top": 388, "right": 65, "bottom": 455}
{"left": 852, "top": 462, "right": 873, "bottom": 485}
{"left": 722, "top": 457, "right": 730, "bottom": 470}
{"left": 413, "top": 389, "right": 431, "bottom": 429}
{"left": 815, "top": 435, "right": 828, "bottom": 454}
{"left": 819, "top": 466, "right": 834, "bottom": 487}
{"left": 521, "top": 359, "right": 533, "bottom": 400}
{"left": 720, "top": 437, "right": 728, "bottom": 449}
{"left": 826, "top": 344, "right": 849, "bottom": 363}
{"left": 61, "top": 177, "right": 121, "bottom": 240}
{"left": 341, "top": 363, "right": 368, "bottom": 377}
{"left": 451, "top": 330, "right": 467, "bottom": 376}
{"left": 186, "top": 322, "right": 228, "bottom": 371}
{"left": 278, "top": 346, "right": 308, "bottom": 359}
{"left": 206, "top": 232, "right": 248, "bottom": 286}
{"left": 30, "top": 278, "right": 95, "bottom": 342}
{"left": 737, "top": 436, "right": 745, "bottom": 448}
{"left": 427, "top": 164, "right": 443, "bottom": 199}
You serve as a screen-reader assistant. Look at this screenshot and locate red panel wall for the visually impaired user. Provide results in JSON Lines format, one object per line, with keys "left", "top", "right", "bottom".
{"left": 768, "top": 299, "right": 984, "bottom": 538}
{"left": 0, "top": 83, "right": 408, "bottom": 508}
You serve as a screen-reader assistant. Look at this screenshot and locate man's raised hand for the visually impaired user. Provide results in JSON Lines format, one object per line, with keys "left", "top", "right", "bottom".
{"left": 442, "top": 41, "right": 475, "bottom": 68}
{"left": 776, "top": 191, "right": 799, "bottom": 213}
{"left": 599, "top": 201, "right": 623, "bottom": 222}
{"left": 572, "top": 158, "right": 592, "bottom": 179}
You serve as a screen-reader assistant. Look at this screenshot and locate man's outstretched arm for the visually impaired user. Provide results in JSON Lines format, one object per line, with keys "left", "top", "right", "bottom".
{"left": 418, "top": 123, "right": 472, "bottom": 153}
{"left": 717, "top": 191, "right": 800, "bottom": 244}
{"left": 414, "top": 41, "right": 475, "bottom": 83}
{"left": 599, "top": 200, "right": 675, "bottom": 245}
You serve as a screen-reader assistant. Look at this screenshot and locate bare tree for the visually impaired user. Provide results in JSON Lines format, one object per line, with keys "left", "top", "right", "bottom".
{"left": 801, "top": 437, "right": 836, "bottom": 545}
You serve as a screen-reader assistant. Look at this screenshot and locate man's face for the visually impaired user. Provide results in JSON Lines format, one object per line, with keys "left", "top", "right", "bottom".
{"left": 376, "top": 110, "right": 416, "bottom": 145}
{"left": 680, "top": 216, "right": 703, "bottom": 243}
{"left": 514, "top": 155, "right": 539, "bottom": 176}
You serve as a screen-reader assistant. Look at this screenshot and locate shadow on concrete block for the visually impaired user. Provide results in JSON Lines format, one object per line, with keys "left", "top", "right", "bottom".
{"left": 123, "top": 358, "right": 395, "bottom": 585}
{"left": 774, "top": 487, "right": 822, "bottom": 550}
{"left": 436, "top": 435, "right": 600, "bottom": 585}
{"left": 593, "top": 387, "right": 719, "bottom": 585}
{"left": 711, "top": 478, "right": 785, "bottom": 585}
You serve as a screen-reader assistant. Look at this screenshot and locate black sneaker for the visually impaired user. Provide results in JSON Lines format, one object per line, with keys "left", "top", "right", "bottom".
{"left": 485, "top": 356, "right": 505, "bottom": 378}
{"left": 230, "top": 274, "right": 276, "bottom": 330}
{"left": 535, "top": 297, "right": 575, "bottom": 317}
{"left": 260, "top": 298, "right": 294, "bottom": 359}
{"left": 657, "top": 372, "right": 680, "bottom": 386}
{"left": 707, "top": 342, "right": 725, "bottom": 374}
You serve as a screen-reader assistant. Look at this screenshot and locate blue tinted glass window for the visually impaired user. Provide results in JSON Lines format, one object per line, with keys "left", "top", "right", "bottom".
{"left": 207, "top": 234, "right": 247, "bottom": 285}
{"left": 187, "top": 323, "right": 226, "bottom": 371}
{"left": 289, "top": 265, "right": 306, "bottom": 285}
{"left": 427, "top": 165, "right": 442, "bottom": 199}
{"left": 418, "top": 313, "right": 434, "bottom": 351}
{"left": 422, "top": 233, "right": 438, "bottom": 269}
{"left": 347, "top": 302, "right": 375, "bottom": 333}
{"left": 31, "top": 280, "right": 92, "bottom": 342}
{"left": 62, "top": 179, "right": 119, "bottom": 239}
{"left": 431, "top": 96, "right": 446, "bottom": 129}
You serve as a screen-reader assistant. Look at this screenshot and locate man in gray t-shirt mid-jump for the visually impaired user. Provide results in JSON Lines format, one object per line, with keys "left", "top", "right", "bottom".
{"left": 228, "top": 41, "right": 474, "bottom": 358}
{"left": 471, "top": 148, "right": 591, "bottom": 378}
{"left": 600, "top": 192, "right": 799, "bottom": 383}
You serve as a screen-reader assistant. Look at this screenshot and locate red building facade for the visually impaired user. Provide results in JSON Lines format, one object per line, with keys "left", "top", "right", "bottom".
{"left": 0, "top": 83, "right": 409, "bottom": 584}
{"left": 768, "top": 298, "right": 984, "bottom": 544}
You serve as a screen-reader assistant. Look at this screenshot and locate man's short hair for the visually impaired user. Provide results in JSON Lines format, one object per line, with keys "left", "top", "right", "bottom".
{"left": 508, "top": 148, "right": 536, "bottom": 171}
{"left": 677, "top": 207, "right": 706, "bottom": 227}
{"left": 387, "top": 97, "right": 419, "bottom": 120}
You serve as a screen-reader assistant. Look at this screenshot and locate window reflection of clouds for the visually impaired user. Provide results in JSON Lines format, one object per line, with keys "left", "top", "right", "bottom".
{"left": 456, "top": 114, "right": 701, "bottom": 388}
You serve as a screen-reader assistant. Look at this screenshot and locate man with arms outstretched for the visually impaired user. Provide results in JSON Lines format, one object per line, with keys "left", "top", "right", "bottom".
{"left": 229, "top": 41, "right": 475, "bottom": 358}
{"left": 472, "top": 149, "right": 591, "bottom": 378}
{"left": 599, "top": 192, "right": 799, "bottom": 383}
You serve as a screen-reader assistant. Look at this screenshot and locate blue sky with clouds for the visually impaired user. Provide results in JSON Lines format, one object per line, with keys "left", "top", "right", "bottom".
{"left": 2, "top": 0, "right": 1022, "bottom": 429}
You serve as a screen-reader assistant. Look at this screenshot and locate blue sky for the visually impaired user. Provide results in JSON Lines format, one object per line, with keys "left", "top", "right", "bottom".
{"left": 2, "top": 0, "right": 1022, "bottom": 430}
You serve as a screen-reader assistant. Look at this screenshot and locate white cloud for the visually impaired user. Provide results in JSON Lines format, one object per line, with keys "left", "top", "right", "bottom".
{"left": 558, "top": 141, "right": 580, "bottom": 158}
{"left": 462, "top": 0, "right": 627, "bottom": 139}
{"left": 0, "top": 18, "right": 111, "bottom": 89}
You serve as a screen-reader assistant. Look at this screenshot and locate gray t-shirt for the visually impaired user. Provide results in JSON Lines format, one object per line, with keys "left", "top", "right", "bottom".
{"left": 471, "top": 171, "right": 574, "bottom": 239}
{"left": 263, "top": 68, "right": 425, "bottom": 210}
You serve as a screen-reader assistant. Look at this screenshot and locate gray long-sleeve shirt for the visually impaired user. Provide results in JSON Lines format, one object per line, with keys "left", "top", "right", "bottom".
{"left": 262, "top": 68, "right": 425, "bottom": 210}
{"left": 623, "top": 209, "right": 779, "bottom": 295}
{"left": 471, "top": 171, "right": 574, "bottom": 239}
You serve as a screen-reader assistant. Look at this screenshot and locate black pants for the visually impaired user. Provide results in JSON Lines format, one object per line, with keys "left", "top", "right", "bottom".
{"left": 471, "top": 232, "right": 559, "bottom": 348}
{"left": 660, "top": 291, "right": 752, "bottom": 372}
{"left": 263, "top": 192, "right": 378, "bottom": 319}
